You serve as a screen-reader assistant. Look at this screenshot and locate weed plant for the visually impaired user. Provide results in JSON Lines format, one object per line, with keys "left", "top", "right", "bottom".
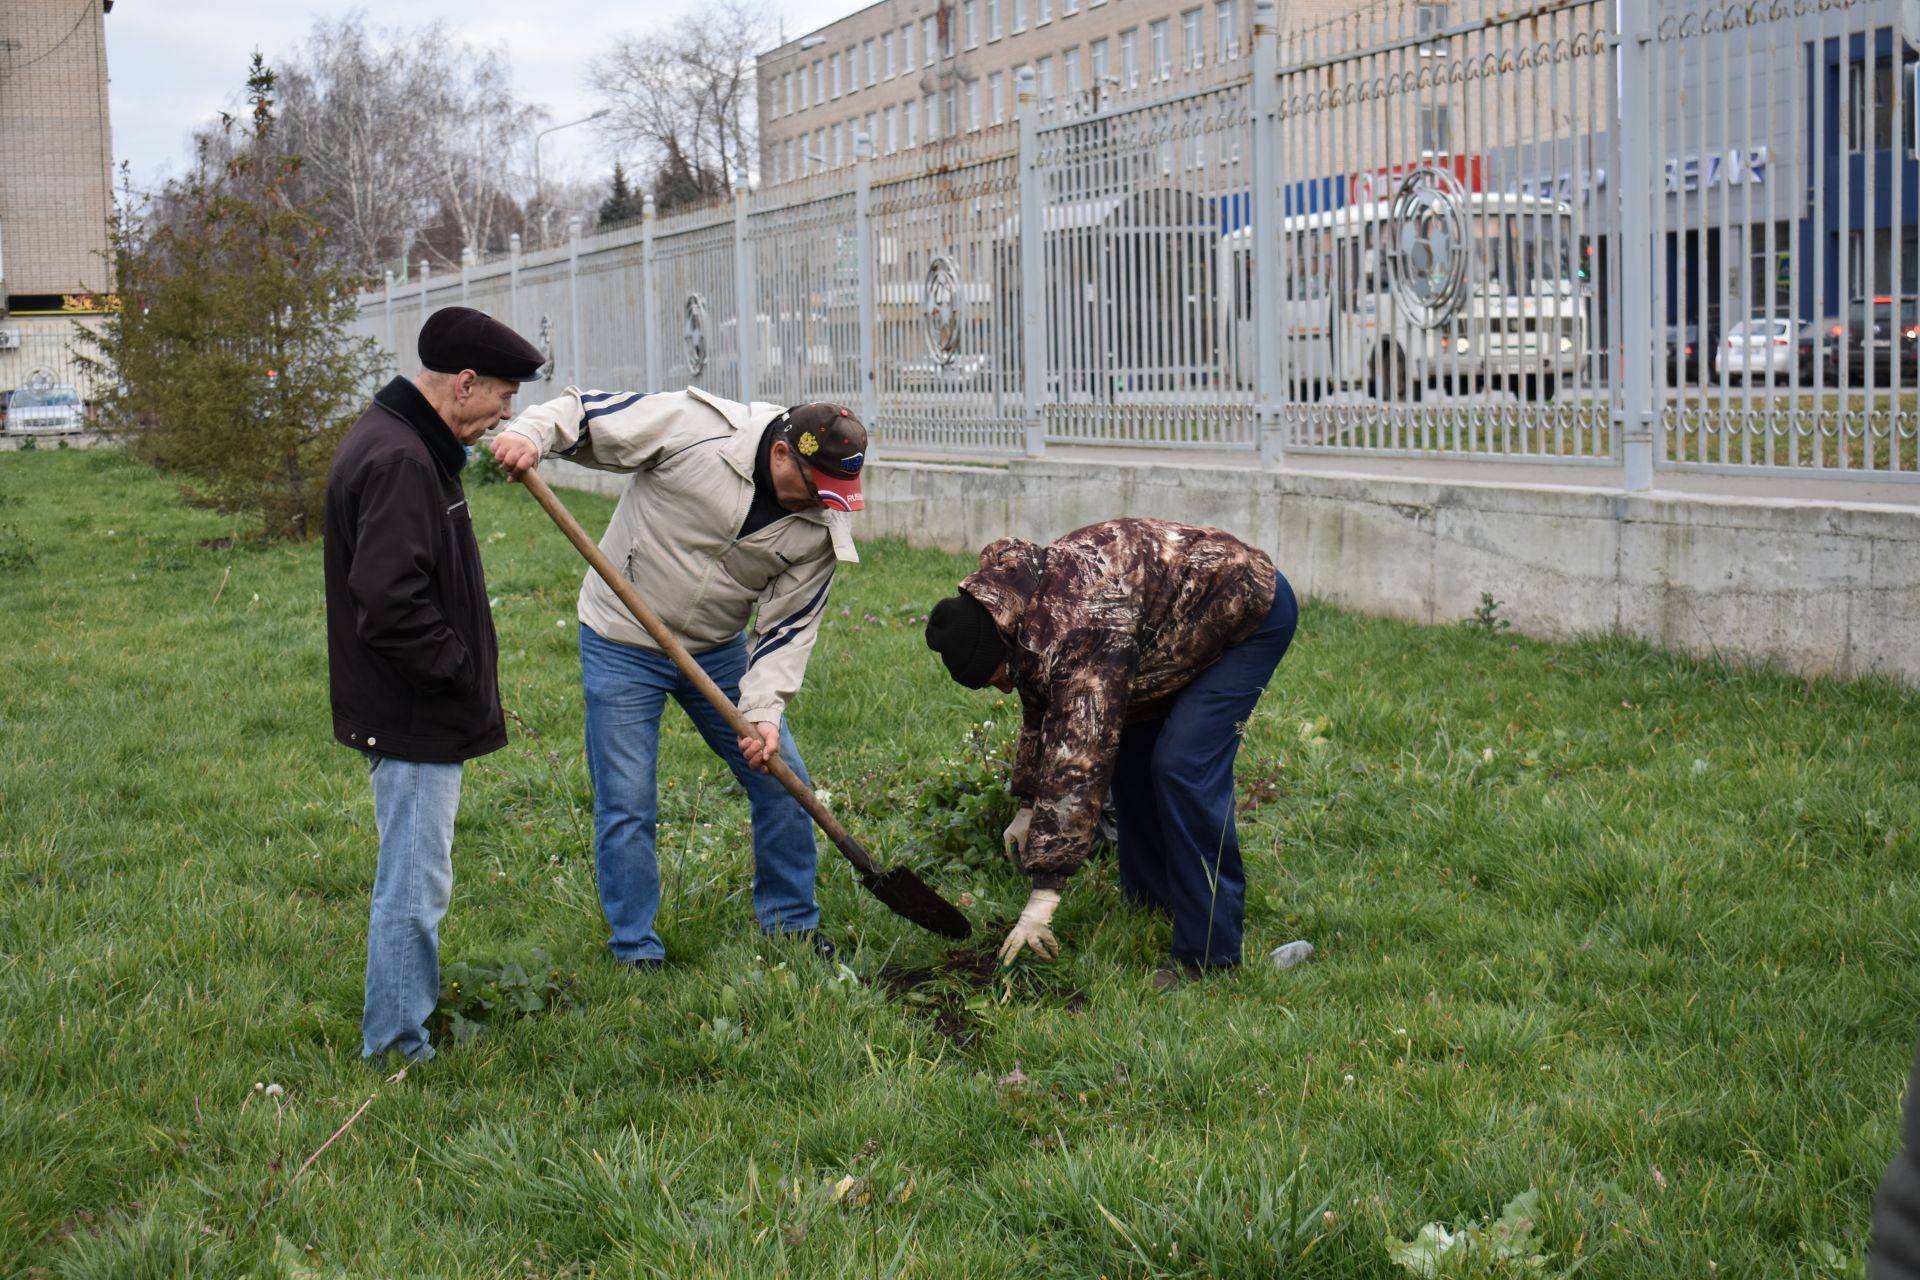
{"left": 2, "top": 449, "right": 1916, "bottom": 1277}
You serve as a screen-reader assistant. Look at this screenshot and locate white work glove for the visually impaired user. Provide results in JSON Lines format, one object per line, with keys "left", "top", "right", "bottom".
{"left": 1001, "top": 807, "right": 1033, "bottom": 866}
{"left": 998, "top": 888, "right": 1061, "bottom": 966}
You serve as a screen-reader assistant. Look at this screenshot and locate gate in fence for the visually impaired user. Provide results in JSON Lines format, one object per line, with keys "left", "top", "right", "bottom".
{"left": 346, "top": 0, "right": 1916, "bottom": 484}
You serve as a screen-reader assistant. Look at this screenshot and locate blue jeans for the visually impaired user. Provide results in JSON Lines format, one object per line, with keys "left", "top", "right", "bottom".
{"left": 1111, "top": 575, "right": 1298, "bottom": 969}
{"left": 580, "top": 624, "right": 821, "bottom": 962}
{"left": 363, "top": 755, "right": 463, "bottom": 1061}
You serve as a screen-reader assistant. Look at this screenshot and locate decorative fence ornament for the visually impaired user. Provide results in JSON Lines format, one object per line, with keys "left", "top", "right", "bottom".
{"left": 683, "top": 293, "right": 709, "bottom": 377}
{"left": 1386, "top": 166, "right": 1474, "bottom": 330}
{"left": 922, "top": 255, "right": 963, "bottom": 366}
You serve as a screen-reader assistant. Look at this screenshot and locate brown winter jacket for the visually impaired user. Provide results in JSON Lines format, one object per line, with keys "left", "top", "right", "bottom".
{"left": 959, "top": 518, "right": 1277, "bottom": 890}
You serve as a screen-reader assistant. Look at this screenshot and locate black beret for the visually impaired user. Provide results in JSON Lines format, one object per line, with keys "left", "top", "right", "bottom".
{"left": 418, "top": 306, "right": 546, "bottom": 382}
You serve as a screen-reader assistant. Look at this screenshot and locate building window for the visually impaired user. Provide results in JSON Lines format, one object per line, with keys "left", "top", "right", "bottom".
{"left": 813, "top": 60, "right": 825, "bottom": 102}
{"left": 830, "top": 54, "right": 842, "bottom": 98}
{"left": 1416, "top": 3, "right": 1447, "bottom": 55}
{"left": 989, "top": 71, "right": 1006, "bottom": 122}
{"left": 883, "top": 31, "right": 895, "bottom": 78}
{"left": 925, "top": 93, "right": 939, "bottom": 140}
{"left": 1064, "top": 47, "right": 1081, "bottom": 97}
{"left": 1150, "top": 19, "right": 1171, "bottom": 80}
{"left": 963, "top": 0, "right": 979, "bottom": 49}
{"left": 1215, "top": 0, "right": 1239, "bottom": 60}
{"left": 905, "top": 98, "right": 919, "bottom": 147}
{"left": 1846, "top": 59, "right": 1912, "bottom": 154}
{"left": 1013, "top": 0, "right": 1028, "bottom": 34}
{"left": 1747, "top": 221, "right": 1797, "bottom": 309}
{"left": 1120, "top": 28, "right": 1139, "bottom": 88}
{"left": 901, "top": 23, "right": 916, "bottom": 71}
{"left": 967, "top": 80, "right": 981, "bottom": 130}
{"left": 833, "top": 122, "right": 845, "bottom": 165}
{"left": 1418, "top": 104, "right": 1451, "bottom": 152}
{"left": 1090, "top": 36, "right": 1109, "bottom": 88}
{"left": 785, "top": 139, "right": 796, "bottom": 180}
{"left": 1182, "top": 8, "right": 1203, "bottom": 68}
{"left": 923, "top": 15, "right": 938, "bottom": 61}
{"left": 1037, "top": 54, "right": 1055, "bottom": 103}
{"left": 1848, "top": 225, "right": 1920, "bottom": 294}
{"left": 944, "top": 85, "right": 960, "bottom": 134}
{"left": 989, "top": 0, "right": 1003, "bottom": 39}
{"left": 864, "top": 38, "right": 877, "bottom": 86}
{"left": 845, "top": 48, "right": 858, "bottom": 93}
{"left": 1038, "top": 0, "right": 1053, "bottom": 24}
{"left": 1064, "top": 0, "right": 1079, "bottom": 17}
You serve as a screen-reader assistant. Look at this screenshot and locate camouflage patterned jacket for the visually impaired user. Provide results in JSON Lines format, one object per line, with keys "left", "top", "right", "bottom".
{"left": 959, "top": 519, "right": 1278, "bottom": 889}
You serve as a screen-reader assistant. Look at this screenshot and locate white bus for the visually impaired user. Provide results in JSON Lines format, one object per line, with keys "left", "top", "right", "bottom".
{"left": 1223, "top": 191, "right": 1588, "bottom": 402}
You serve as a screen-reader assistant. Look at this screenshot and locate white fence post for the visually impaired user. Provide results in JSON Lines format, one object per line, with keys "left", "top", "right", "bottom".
{"left": 383, "top": 269, "right": 395, "bottom": 360}
{"left": 460, "top": 246, "right": 473, "bottom": 307}
{"left": 418, "top": 259, "right": 430, "bottom": 322}
{"left": 567, "top": 215, "right": 583, "bottom": 390}
{"left": 733, "top": 172, "right": 756, "bottom": 403}
{"left": 855, "top": 132, "right": 879, "bottom": 441}
{"left": 1017, "top": 65, "right": 1048, "bottom": 458}
{"left": 642, "top": 196, "right": 660, "bottom": 390}
{"left": 1615, "top": 0, "right": 1656, "bottom": 491}
{"left": 508, "top": 233, "right": 523, "bottom": 336}
{"left": 1250, "top": 0, "right": 1284, "bottom": 468}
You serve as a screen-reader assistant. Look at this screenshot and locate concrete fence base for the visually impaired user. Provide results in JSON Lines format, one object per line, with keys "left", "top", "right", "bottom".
{"left": 546, "top": 457, "right": 1920, "bottom": 687}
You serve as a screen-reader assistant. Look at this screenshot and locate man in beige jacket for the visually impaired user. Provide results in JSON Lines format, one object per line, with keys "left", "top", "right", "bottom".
{"left": 491, "top": 390, "right": 865, "bottom": 968}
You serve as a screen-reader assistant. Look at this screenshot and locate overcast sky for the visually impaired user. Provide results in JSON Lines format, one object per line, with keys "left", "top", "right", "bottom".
{"left": 103, "top": 0, "right": 851, "bottom": 194}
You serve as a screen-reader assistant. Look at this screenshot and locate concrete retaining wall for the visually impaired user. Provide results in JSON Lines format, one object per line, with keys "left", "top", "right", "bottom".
{"left": 547, "top": 457, "right": 1920, "bottom": 686}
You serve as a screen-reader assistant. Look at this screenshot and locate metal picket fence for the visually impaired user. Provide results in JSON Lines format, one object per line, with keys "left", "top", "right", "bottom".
{"left": 347, "top": 0, "right": 1920, "bottom": 484}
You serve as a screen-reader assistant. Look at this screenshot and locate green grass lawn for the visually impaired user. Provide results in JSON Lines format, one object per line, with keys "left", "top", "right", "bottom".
{"left": 3, "top": 447, "right": 1918, "bottom": 1278}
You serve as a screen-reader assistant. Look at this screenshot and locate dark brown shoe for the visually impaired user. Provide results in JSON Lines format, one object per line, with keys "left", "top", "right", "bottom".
{"left": 1150, "top": 962, "right": 1205, "bottom": 992}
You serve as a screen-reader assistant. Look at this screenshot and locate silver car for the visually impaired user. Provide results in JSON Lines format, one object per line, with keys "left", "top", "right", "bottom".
{"left": 6, "top": 381, "right": 85, "bottom": 432}
{"left": 1720, "top": 318, "right": 1810, "bottom": 384}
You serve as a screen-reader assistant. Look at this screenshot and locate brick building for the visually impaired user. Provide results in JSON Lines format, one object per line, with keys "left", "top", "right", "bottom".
{"left": 758, "top": 0, "right": 1274, "bottom": 185}
{"left": 0, "top": 0, "right": 115, "bottom": 398}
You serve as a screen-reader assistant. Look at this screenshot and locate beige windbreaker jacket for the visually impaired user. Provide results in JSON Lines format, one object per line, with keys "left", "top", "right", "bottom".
{"left": 501, "top": 385, "right": 858, "bottom": 724}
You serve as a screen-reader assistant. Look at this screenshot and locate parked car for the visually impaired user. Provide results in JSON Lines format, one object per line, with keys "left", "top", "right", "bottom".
{"left": 1798, "top": 318, "right": 1847, "bottom": 382}
{"left": 1665, "top": 323, "right": 1719, "bottom": 384}
{"left": 5, "top": 381, "right": 85, "bottom": 432}
{"left": 895, "top": 352, "right": 995, "bottom": 388}
{"left": 1830, "top": 295, "right": 1920, "bottom": 384}
{"left": 1720, "top": 317, "right": 1814, "bottom": 383}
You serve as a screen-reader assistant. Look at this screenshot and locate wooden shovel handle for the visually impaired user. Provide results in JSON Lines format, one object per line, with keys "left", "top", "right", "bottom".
{"left": 517, "top": 468, "right": 882, "bottom": 878}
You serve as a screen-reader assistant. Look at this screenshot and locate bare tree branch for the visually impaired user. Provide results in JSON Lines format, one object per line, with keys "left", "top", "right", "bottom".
{"left": 591, "top": 0, "right": 773, "bottom": 211}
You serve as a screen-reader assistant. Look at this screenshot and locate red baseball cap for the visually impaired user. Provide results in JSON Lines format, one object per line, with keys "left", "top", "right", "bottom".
{"left": 777, "top": 403, "right": 866, "bottom": 511}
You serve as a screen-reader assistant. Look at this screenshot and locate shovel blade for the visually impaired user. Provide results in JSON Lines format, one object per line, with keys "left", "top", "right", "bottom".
{"left": 861, "top": 867, "right": 973, "bottom": 940}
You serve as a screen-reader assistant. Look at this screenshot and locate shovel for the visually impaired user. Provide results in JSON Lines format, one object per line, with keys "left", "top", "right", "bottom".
{"left": 517, "top": 468, "right": 973, "bottom": 941}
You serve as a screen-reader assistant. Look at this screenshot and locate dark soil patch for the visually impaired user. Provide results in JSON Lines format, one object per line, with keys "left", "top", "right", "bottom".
{"left": 198, "top": 536, "right": 235, "bottom": 551}
{"left": 877, "top": 927, "right": 1088, "bottom": 1049}
{"left": 1237, "top": 763, "right": 1287, "bottom": 816}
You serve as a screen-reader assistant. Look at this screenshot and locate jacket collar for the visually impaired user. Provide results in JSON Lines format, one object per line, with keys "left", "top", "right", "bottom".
{"left": 687, "top": 385, "right": 828, "bottom": 527}
{"left": 374, "top": 376, "right": 468, "bottom": 478}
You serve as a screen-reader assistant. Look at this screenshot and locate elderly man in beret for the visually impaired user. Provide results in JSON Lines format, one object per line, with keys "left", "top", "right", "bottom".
{"left": 324, "top": 305, "right": 545, "bottom": 1061}
{"left": 925, "top": 518, "right": 1298, "bottom": 990}
{"left": 490, "top": 391, "right": 865, "bottom": 971}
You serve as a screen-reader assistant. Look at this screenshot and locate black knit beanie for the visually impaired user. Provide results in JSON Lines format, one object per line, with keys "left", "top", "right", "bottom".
{"left": 924, "top": 593, "right": 1006, "bottom": 689}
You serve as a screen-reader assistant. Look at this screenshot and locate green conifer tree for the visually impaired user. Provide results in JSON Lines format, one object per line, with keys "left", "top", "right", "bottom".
{"left": 79, "top": 55, "right": 385, "bottom": 543}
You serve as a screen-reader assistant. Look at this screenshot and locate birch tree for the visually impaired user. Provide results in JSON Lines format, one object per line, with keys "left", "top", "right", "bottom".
{"left": 591, "top": 0, "right": 773, "bottom": 210}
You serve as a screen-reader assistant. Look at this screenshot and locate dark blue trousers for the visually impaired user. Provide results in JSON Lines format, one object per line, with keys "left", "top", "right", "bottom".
{"left": 1111, "top": 574, "right": 1297, "bottom": 968}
